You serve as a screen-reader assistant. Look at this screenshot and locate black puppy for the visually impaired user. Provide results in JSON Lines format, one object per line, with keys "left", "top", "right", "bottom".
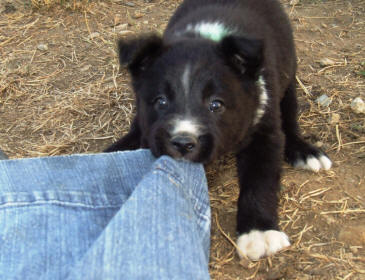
{"left": 105, "top": 0, "right": 332, "bottom": 260}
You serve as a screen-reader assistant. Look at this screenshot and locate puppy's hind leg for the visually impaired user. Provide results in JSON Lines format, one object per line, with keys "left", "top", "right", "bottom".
{"left": 281, "top": 80, "right": 332, "bottom": 172}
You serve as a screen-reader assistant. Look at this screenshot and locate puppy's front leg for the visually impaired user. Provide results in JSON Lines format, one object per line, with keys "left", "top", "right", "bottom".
{"left": 235, "top": 131, "right": 290, "bottom": 260}
{"left": 104, "top": 117, "right": 141, "bottom": 152}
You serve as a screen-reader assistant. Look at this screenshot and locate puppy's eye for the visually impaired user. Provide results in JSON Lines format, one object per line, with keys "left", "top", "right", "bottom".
{"left": 154, "top": 96, "right": 169, "bottom": 110}
{"left": 209, "top": 100, "right": 224, "bottom": 112}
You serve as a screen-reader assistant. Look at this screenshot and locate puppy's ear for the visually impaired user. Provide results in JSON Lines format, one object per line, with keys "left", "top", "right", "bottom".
{"left": 118, "top": 34, "right": 163, "bottom": 75}
{"left": 218, "top": 36, "right": 263, "bottom": 79}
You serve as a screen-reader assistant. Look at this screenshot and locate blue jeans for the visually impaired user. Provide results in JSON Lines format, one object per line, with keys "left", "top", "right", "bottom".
{"left": 0, "top": 150, "right": 210, "bottom": 280}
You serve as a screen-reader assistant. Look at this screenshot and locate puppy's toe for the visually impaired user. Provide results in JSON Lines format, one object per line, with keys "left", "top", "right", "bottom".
{"left": 263, "top": 230, "right": 291, "bottom": 255}
{"left": 294, "top": 154, "right": 332, "bottom": 172}
{"left": 237, "top": 230, "right": 266, "bottom": 260}
{"left": 237, "top": 230, "right": 290, "bottom": 261}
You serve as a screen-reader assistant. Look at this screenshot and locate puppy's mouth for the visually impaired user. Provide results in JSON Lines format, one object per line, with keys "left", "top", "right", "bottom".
{"left": 151, "top": 129, "right": 215, "bottom": 163}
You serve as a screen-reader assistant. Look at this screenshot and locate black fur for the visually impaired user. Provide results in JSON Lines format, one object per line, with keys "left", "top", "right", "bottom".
{"left": 105, "top": 0, "right": 330, "bottom": 250}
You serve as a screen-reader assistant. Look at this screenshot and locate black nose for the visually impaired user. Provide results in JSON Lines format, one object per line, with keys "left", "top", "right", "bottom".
{"left": 170, "top": 135, "right": 197, "bottom": 155}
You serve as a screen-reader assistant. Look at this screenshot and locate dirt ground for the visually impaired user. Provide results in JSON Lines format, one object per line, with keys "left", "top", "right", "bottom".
{"left": 0, "top": 0, "right": 364, "bottom": 279}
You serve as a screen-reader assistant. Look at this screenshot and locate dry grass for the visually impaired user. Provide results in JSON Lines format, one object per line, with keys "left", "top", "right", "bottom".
{"left": 0, "top": 0, "right": 364, "bottom": 279}
{"left": 30, "top": 0, "right": 89, "bottom": 9}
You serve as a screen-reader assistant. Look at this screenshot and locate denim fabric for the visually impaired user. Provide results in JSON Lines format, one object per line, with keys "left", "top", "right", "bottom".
{"left": 0, "top": 150, "right": 210, "bottom": 280}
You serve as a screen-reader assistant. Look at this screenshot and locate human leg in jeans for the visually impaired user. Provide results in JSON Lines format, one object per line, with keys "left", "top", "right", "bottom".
{"left": 0, "top": 150, "right": 210, "bottom": 280}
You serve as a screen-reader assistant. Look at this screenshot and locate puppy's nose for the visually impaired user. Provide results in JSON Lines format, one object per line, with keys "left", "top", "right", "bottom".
{"left": 170, "top": 135, "right": 197, "bottom": 155}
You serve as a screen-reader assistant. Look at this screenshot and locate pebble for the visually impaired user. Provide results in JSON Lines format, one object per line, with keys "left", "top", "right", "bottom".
{"left": 351, "top": 97, "right": 365, "bottom": 114}
{"left": 88, "top": 32, "right": 100, "bottom": 39}
{"left": 320, "top": 58, "right": 335, "bottom": 67}
{"left": 125, "top": 1, "right": 136, "bottom": 7}
{"left": 80, "top": 65, "right": 91, "bottom": 72}
{"left": 37, "top": 43, "right": 48, "bottom": 51}
{"left": 115, "top": 23, "right": 129, "bottom": 31}
{"left": 133, "top": 11, "right": 143, "bottom": 19}
{"left": 316, "top": 94, "right": 332, "bottom": 107}
{"left": 315, "top": 141, "right": 324, "bottom": 148}
{"left": 118, "top": 30, "right": 134, "bottom": 36}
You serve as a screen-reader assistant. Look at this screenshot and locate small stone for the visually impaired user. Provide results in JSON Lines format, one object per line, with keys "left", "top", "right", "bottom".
{"left": 316, "top": 94, "right": 332, "bottom": 107}
{"left": 80, "top": 65, "right": 91, "bottom": 72}
{"left": 315, "top": 141, "right": 324, "bottom": 148}
{"left": 319, "top": 58, "right": 335, "bottom": 67}
{"left": 133, "top": 11, "right": 143, "bottom": 19}
{"left": 351, "top": 97, "right": 365, "bottom": 114}
{"left": 125, "top": 1, "right": 136, "bottom": 7}
{"left": 329, "top": 113, "right": 340, "bottom": 124}
{"left": 88, "top": 32, "right": 100, "bottom": 39}
{"left": 350, "top": 246, "right": 359, "bottom": 254}
{"left": 118, "top": 30, "right": 134, "bottom": 36}
{"left": 338, "top": 224, "right": 365, "bottom": 246}
{"left": 115, "top": 23, "right": 129, "bottom": 31}
{"left": 37, "top": 43, "right": 48, "bottom": 51}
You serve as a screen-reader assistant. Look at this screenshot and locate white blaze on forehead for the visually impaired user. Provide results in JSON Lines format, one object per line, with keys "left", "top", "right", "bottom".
{"left": 184, "top": 21, "right": 233, "bottom": 42}
{"left": 181, "top": 64, "right": 191, "bottom": 97}
{"left": 171, "top": 119, "right": 200, "bottom": 136}
{"left": 253, "top": 75, "right": 269, "bottom": 125}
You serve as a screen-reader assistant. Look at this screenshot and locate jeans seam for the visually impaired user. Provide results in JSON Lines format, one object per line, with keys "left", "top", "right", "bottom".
{"left": 0, "top": 200, "right": 123, "bottom": 209}
{"left": 153, "top": 166, "right": 184, "bottom": 187}
{"left": 0, "top": 191, "right": 126, "bottom": 209}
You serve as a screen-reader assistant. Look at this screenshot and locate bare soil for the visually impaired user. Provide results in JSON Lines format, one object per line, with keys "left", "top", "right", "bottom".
{"left": 0, "top": 0, "right": 364, "bottom": 279}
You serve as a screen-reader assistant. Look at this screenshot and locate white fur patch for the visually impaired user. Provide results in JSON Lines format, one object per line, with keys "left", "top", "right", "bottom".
{"left": 237, "top": 230, "right": 290, "bottom": 261}
{"left": 294, "top": 154, "right": 332, "bottom": 172}
{"left": 181, "top": 64, "right": 191, "bottom": 97}
{"left": 178, "top": 21, "right": 233, "bottom": 42}
{"left": 253, "top": 75, "right": 269, "bottom": 125}
{"left": 171, "top": 119, "right": 200, "bottom": 136}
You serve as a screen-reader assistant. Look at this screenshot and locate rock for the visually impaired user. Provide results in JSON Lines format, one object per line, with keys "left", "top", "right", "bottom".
{"left": 329, "top": 113, "right": 340, "bottom": 124}
{"left": 316, "top": 94, "right": 332, "bottom": 107}
{"left": 315, "top": 141, "right": 324, "bottom": 148}
{"left": 338, "top": 224, "right": 365, "bottom": 246}
{"left": 133, "top": 11, "right": 143, "bottom": 19}
{"left": 88, "top": 32, "right": 100, "bottom": 39}
{"left": 125, "top": 1, "right": 136, "bottom": 7}
{"left": 320, "top": 58, "right": 335, "bottom": 67}
{"left": 115, "top": 23, "right": 129, "bottom": 31}
{"left": 351, "top": 97, "right": 365, "bottom": 114}
{"left": 118, "top": 30, "right": 134, "bottom": 36}
{"left": 350, "top": 247, "right": 358, "bottom": 254}
{"left": 37, "top": 43, "right": 48, "bottom": 51}
{"left": 80, "top": 65, "right": 91, "bottom": 72}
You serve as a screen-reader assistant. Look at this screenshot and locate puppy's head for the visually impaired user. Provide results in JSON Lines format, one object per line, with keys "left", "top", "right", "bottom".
{"left": 118, "top": 34, "right": 264, "bottom": 163}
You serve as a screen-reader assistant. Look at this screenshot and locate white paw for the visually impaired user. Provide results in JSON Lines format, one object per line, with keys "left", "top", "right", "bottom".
{"left": 294, "top": 154, "right": 332, "bottom": 172}
{"left": 236, "top": 230, "right": 290, "bottom": 261}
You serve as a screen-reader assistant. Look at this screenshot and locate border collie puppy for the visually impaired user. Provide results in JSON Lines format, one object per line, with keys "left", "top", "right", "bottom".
{"left": 105, "top": 0, "right": 332, "bottom": 260}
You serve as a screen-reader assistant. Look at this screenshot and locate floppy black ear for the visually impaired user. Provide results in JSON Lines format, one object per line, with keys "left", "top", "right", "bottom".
{"left": 218, "top": 35, "right": 263, "bottom": 79}
{"left": 117, "top": 34, "right": 163, "bottom": 75}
